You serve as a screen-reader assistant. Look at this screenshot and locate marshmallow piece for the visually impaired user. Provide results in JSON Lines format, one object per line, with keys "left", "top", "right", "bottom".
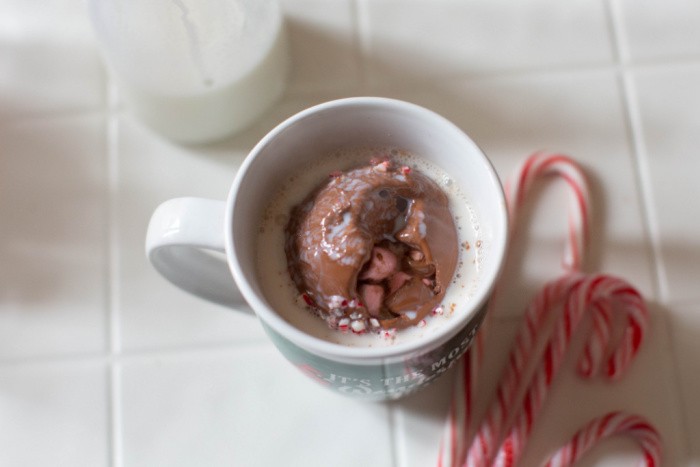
{"left": 358, "top": 283, "right": 384, "bottom": 317}
{"left": 360, "top": 246, "right": 398, "bottom": 281}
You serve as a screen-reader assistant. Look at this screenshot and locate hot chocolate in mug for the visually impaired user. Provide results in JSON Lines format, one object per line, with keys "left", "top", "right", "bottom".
{"left": 146, "top": 97, "right": 508, "bottom": 400}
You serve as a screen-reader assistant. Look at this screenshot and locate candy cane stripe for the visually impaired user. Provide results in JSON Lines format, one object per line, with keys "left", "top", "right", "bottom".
{"left": 439, "top": 153, "right": 659, "bottom": 467}
{"left": 545, "top": 412, "right": 661, "bottom": 466}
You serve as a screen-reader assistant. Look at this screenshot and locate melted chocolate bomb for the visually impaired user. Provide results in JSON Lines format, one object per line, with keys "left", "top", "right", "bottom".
{"left": 285, "top": 159, "right": 458, "bottom": 334}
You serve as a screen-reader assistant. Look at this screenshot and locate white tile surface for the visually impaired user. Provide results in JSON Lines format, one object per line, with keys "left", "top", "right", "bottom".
{"left": 391, "top": 362, "right": 458, "bottom": 467}
{"left": 381, "top": 69, "right": 656, "bottom": 316}
{"left": 515, "top": 310, "right": 686, "bottom": 466}
{"left": 0, "top": 362, "right": 109, "bottom": 467}
{"left": 114, "top": 113, "right": 263, "bottom": 351}
{"left": 120, "top": 345, "right": 394, "bottom": 467}
{"left": 0, "top": 116, "right": 108, "bottom": 359}
{"left": 667, "top": 302, "right": 700, "bottom": 461}
{"left": 614, "top": 0, "right": 700, "bottom": 63}
{"left": 394, "top": 310, "right": 687, "bottom": 466}
{"left": 1, "top": 1, "right": 699, "bottom": 466}
{"left": 360, "top": 0, "right": 613, "bottom": 85}
{"left": 631, "top": 63, "right": 700, "bottom": 304}
{"left": 114, "top": 93, "right": 351, "bottom": 352}
{"left": 0, "top": 0, "right": 104, "bottom": 120}
{"left": 281, "top": 0, "right": 361, "bottom": 93}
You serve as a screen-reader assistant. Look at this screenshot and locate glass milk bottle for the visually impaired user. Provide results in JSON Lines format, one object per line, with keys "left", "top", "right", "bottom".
{"left": 88, "top": 0, "right": 289, "bottom": 144}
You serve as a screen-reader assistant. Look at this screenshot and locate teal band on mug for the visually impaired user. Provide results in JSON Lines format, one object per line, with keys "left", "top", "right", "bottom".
{"left": 262, "top": 303, "right": 488, "bottom": 400}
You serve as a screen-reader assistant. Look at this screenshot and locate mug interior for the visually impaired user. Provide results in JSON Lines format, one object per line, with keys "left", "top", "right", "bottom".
{"left": 227, "top": 97, "right": 507, "bottom": 360}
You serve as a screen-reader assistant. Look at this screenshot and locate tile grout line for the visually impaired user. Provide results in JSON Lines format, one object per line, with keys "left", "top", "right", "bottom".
{"left": 353, "top": 0, "right": 372, "bottom": 90}
{"left": 603, "top": 0, "right": 666, "bottom": 303}
{"left": 106, "top": 79, "right": 123, "bottom": 467}
{"left": 281, "top": 55, "right": 700, "bottom": 102}
{"left": 603, "top": 0, "right": 693, "bottom": 460}
{"left": 388, "top": 404, "right": 404, "bottom": 467}
{"left": 617, "top": 74, "right": 667, "bottom": 303}
{"left": 618, "top": 70, "right": 694, "bottom": 463}
{"left": 0, "top": 338, "right": 274, "bottom": 369}
{"left": 107, "top": 81, "right": 122, "bottom": 356}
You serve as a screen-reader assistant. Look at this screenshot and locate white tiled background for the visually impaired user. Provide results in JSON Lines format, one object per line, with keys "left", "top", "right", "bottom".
{"left": 1, "top": 0, "right": 699, "bottom": 465}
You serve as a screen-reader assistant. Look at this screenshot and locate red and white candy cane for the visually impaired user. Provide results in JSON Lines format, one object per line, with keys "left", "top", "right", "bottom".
{"left": 465, "top": 272, "right": 586, "bottom": 467}
{"left": 504, "top": 152, "right": 590, "bottom": 272}
{"left": 544, "top": 412, "right": 662, "bottom": 467}
{"left": 436, "top": 152, "right": 660, "bottom": 467}
{"left": 437, "top": 153, "right": 591, "bottom": 467}
{"left": 488, "top": 274, "right": 651, "bottom": 467}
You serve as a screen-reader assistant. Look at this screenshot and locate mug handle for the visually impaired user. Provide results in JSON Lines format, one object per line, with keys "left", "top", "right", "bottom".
{"left": 145, "top": 197, "right": 247, "bottom": 309}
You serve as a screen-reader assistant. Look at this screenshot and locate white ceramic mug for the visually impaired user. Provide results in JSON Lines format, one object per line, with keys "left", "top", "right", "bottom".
{"left": 146, "top": 97, "right": 508, "bottom": 400}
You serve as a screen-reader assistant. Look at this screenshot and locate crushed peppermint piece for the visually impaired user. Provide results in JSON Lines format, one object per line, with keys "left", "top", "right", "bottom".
{"left": 301, "top": 293, "right": 316, "bottom": 307}
{"left": 373, "top": 160, "right": 390, "bottom": 172}
{"left": 327, "top": 295, "right": 345, "bottom": 309}
{"left": 351, "top": 320, "right": 366, "bottom": 334}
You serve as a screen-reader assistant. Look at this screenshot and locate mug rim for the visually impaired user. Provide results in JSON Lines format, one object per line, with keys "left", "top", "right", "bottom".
{"left": 225, "top": 96, "right": 508, "bottom": 361}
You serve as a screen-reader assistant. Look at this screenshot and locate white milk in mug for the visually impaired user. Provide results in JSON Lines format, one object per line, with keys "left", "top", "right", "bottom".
{"left": 89, "top": 0, "right": 289, "bottom": 144}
